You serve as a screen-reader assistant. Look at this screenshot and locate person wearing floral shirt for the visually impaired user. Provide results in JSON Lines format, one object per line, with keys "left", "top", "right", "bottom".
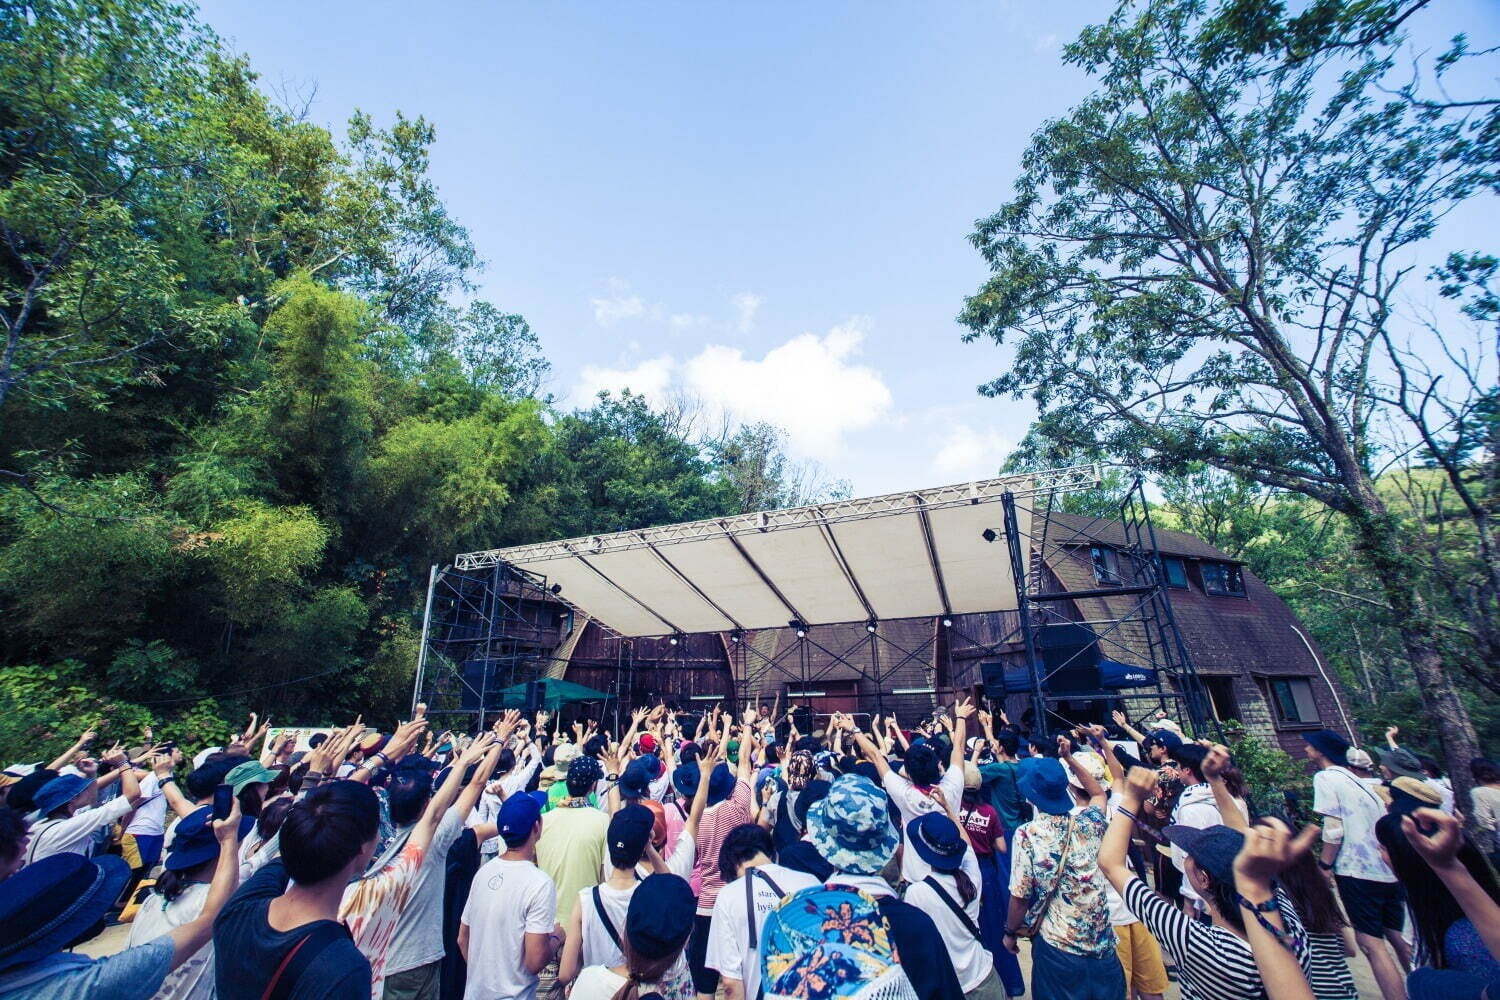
{"left": 1004, "top": 743, "right": 1123, "bottom": 1000}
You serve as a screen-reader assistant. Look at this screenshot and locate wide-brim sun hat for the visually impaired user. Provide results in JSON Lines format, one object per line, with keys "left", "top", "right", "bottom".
{"left": 0, "top": 853, "right": 132, "bottom": 971}
{"left": 30, "top": 774, "right": 90, "bottom": 816}
{"left": 806, "top": 773, "right": 897, "bottom": 875}
{"left": 1066, "top": 751, "right": 1112, "bottom": 791}
{"left": 1017, "top": 757, "right": 1074, "bottom": 816}
{"left": 706, "top": 762, "right": 736, "bottom": 806}
{"left": 163, "top": 806, "right": 220, "bottom": 871}
{"left": 1380, "top": 747, "right": 1425, "bottom": 780}
{"left": 224, "top": 760, "right": 279, "bottom": 794}
{"left": 760, "top": 884, "right": 918, "bottom": 1000}
{"left": 907, "top": 812, "right": 966, "bottom": 872}
{"left": 1302, "top": 729, "right": 1351, "bottom": 768}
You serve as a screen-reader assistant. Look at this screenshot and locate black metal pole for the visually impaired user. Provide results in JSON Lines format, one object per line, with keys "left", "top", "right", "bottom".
{"left": 1001, "top": 491, "right": 1047, "bottom": 736}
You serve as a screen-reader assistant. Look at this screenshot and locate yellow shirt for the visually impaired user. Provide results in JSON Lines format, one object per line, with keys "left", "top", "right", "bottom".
{"left": 536, "top": 802, "right": 610, "bottom": 924}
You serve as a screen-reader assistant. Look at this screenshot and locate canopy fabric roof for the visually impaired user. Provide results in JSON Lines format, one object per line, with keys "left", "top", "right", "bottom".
{"left": 492, "top": 678, "right": 613, "bottom": 707}
{"left": 456, "top": 466, "right": 1100, "bottom": 639}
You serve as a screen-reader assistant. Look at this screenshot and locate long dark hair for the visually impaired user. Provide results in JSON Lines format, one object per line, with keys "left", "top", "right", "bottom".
{"left": 1376, "top": 814, "right": 1500, "bottom": 967}
{"left": 951, "top": 867, "right": 978, "bottom": 907}
{"left": 154, "top": 859, "right": 213, "bottom": 903}
{"left": 609, "top": 935, "right": 682, "bottom": 1000}
{"left": 1274, "top": 849, "right": 1346, "bottom": 935}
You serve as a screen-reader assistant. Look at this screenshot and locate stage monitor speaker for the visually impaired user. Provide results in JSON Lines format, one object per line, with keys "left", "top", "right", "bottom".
{"left": 979, "top": 661, "right": 1009, "bottom": 699}
{"left": 791, "top": 705, "right": 815, "bottom": 733}
{"left": 460, "top": 661, "right": 490, "bottom": 711}
{"left": 1037, "top": 622, "right": 1102, "bottom": 692}
{"left": 523, "top": 679, "right": 542, "bottom": 715}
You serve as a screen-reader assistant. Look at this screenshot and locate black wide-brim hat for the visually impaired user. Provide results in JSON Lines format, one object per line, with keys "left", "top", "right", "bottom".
{"left": 0, "top": 853, "right": 131, "bottom": 971}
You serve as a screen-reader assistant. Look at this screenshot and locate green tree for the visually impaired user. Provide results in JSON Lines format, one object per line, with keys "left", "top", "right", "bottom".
{"left": 961, "top": 0, "right": 1493, "bottom": 796}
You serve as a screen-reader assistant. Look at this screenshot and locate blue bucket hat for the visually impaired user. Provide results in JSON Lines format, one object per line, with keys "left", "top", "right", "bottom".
{"left": 907, "top": 812, "right": 966, "bottom": 872}
{"left": 807, "top": 774, "right": 897, "bottom": 875}
{"left": 1017, "top": 757, "right": 1074, "bottom": 816}
{"left": 164, "top": 807, "right": 220, "bottom": 872}
{"left": 706, "top": 763, "right": 736, "bottom": 807}
{"left": 626, "top": 873, "right": 696, "bottom": 960}
{"left": 1302, "top": 729, "right": 1350, "bottom": 768}
{"left": 619, "top": 757, "right": 655, "bottom": 800}
{"left": 0, "top": 853, "right": 132, "bottom": 971}
{"left": 31, "top": 774, "right": 90, "bottom": 816}
{"left": 760, "top": 884, "right": 912, "bottom": 1000}
{"left": 671, "top": 761, "right": 700, "bottom": 799}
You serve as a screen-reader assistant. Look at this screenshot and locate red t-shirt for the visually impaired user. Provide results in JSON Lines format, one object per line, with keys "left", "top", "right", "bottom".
{"left": 959, "top": 802, "right": 1002, "bottom": 856}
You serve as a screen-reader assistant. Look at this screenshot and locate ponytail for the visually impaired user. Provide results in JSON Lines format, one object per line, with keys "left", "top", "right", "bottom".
{"left": 954, "top": 868, "right": 977, "bottom": 907}
{"left": 608, "top": 934, "right": 680, "bottom": 1000}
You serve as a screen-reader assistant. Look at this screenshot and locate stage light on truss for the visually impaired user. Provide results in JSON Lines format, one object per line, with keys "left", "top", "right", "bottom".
{"left": 728, "top": 631, "right": 742, "bottom": 644}
{"left": 549, "top": 583, "right": 562, "bottom": 595}
{"left": 668, "top": 634, "right": 681, "bottom": 646}
{"left": 788, "top": 619, "right": 807, "bottom": 638}
{"left": 981, "top": 528, "right": 998, "bottom": 543}
{"left": 865, "top": 620, "right": 878, "bottom": 634}
{"left": 941, "top": 618, "right": 953, "bottom": 628}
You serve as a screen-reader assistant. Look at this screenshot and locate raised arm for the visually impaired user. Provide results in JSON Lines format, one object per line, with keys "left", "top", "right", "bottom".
{"left": 47, "top": 727, "right": 96, "bottom": 772}
{"left": 1233, "top": 819, "right": 1322, "bottom": 1000}
{"left": 952, "top": 698, "right": 974, "bottom": 773}
{"left": 1403, "top": 809, "right": 1500, "bottom": 962}
{"left": 1100, "top": 766, "right": 1156, "bottom": 893}
{"left": 1111, "top": 709, "right": 1147, "bottom": 744}
{"left": 1202, "top": 743, "right": 1248, "bottom": 832}
{"left": 841, "top": 714, "right": 891, "bottom": 780}
{"left": 1089, "top": 725, "right": 1126, "bottom": 784}
{"left": 682, "top": 739, "right": 720, "bottom": 841}
{"left": 1058, "top": 736, "right": 1104, "bottom": 809}
{"left": 166, "top": 799, "right": 244, "bottom": 968}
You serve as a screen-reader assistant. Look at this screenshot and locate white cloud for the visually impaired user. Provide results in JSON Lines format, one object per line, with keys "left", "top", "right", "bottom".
{"left": 591, "top": 277, "right": 660, "bottom": 326}
{"left": 569, "top": 356, "right": 675, "bottom": 408}
{"left": 731, "top": 292, "right": 763, "bottom": 333}
{"left": 669, "top": 313, "right": 709, "bottom": 331}
{"left": 931, "top": 423, "right": 1013, "bottom": 481}
{"left": 564, "top": 319, "right": 895, "bottom": 460}
{"left": 682, "top": 319, "right": 892, "bottom": 458}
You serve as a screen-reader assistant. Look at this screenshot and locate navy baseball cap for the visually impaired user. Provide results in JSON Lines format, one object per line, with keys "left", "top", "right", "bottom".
{"left": 498, "top": 793, "right": 543, "bottom": 846}
{"left": 1163, "top": 824, "right": 1244, "bottom": 886}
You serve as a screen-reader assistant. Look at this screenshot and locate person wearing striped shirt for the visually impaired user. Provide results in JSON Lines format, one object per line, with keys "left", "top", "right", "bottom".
{"left": 1100, "top": 766, "right": 1314, "bottom": 1000}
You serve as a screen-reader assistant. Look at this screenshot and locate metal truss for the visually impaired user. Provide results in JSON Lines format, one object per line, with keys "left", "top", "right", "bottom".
{"left": 455, "top": 464, "right": 1101, "bottom": 570}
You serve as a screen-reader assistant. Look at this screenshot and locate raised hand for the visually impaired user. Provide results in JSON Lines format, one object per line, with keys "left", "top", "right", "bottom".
{"left": 1401, "top": 808, "right": 1462, "bottom": 870}
{"left": 1111, "top": 709, "right": 1127, "bottom": 727}
{"left": 1202, "top": 743, "right": 1232, "bottom": 780}
{"left": 1055, "top": 733, "right": 1073, "bottom": 757}
{"left": 955, "top": 697, "right": 977, "bottom": 721}
{"left": 1121, "top": 765, "right": 1159, "bottom": 805}
{"left": 1233, "top": 818, "right": 1321, "bottom": 885}
{"left": 460, "top": 731, "right": 498, "bottom": 765}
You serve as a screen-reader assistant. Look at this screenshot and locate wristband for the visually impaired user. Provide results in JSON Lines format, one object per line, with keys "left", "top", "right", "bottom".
{"left": 158, "top": 774, "right": 176, "bottom": 786}
{"left": 1116, "top": 807, "right": 1138, "bottom": 823}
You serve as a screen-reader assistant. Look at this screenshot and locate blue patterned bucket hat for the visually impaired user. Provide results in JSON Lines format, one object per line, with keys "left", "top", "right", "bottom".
{"left": 806, "top": 774, "right": 897, "bottom": 875}
{"left": 760, "top": 884, "right": 919, "bottom": 1000}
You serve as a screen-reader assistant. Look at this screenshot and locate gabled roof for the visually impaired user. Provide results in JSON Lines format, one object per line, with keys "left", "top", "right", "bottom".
{"left": 1044, "top": 513, "right": 1240, "bottom": 563}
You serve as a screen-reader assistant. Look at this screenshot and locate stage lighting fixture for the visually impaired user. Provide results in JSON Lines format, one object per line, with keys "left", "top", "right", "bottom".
{"left": 865, "top": 620, "right": 878, "bottom": 634}
{"left": 549, "top": 583, "right": 562, "bottom": 595}
{"left": 941, "top": 618, "right": 953, "bottom": 628}
{"left": 796, "top": 629, "right": 807, "bottom": 638}
{"left": 981, "top": 528, "right": 998, "bottom": 543}
{"left": 668, "top": 635, "right": 680, "bottom": 646}
{"left": 728, "top": 631, "right": 741, "bottom": 644}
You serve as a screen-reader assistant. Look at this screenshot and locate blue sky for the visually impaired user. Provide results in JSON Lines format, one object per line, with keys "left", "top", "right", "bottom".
{"left": 204, "top": 1, "right": 1498, "bottom": 498}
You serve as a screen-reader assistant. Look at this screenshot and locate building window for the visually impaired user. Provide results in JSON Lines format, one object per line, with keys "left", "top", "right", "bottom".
{"left": 1160, "top": 557, "right": 1189, "bottom": 589}
{"left": 1202, "top": 676, "right": 1238, "bottom": 721}
{"left": 1091, "top": 546, "right": 1122, "bottom": 585}
{"left": 1267, "top": 677, "right": 1319, "bottom": 725}
{"left": 1201, "top": 561, "right": 1246, "bottom": 597}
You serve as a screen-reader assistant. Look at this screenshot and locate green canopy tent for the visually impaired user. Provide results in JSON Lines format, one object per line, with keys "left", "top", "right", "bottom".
{"left": 491, "top": 678, "right": 613, "bottom": 709}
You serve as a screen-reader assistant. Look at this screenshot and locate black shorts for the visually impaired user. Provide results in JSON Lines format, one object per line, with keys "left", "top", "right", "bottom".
{"left": 1335, "top": 875, "right": 1406, "bottom": 936}
{"left": 686, "top": 912, "right": 719, "bottom": 995}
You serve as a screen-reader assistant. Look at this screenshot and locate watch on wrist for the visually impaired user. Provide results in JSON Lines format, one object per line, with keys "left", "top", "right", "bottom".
{"left": 606, "top": 773, "right": 619, "bottom": 782}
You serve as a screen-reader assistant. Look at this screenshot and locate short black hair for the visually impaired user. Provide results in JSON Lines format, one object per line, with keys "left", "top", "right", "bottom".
{"left": 1171, "top": 743, "right": 1209, "bottom": 780}
{"left": 187, "top": 754, "right": 249, "bottom": 801}
{"left": 386, "top": 772, "right": 434, "bottom": 827}
{"left": 280, "top": 780, "right": 379, "bottom": 885}
{"left": 996, "top": 733, "right": 1020, "bottom": 757}
{"left": 0, "top": 808, "right": 26, "bottom": 864}
{"left": 718, "top": 823, "right": 776, "bottom": 884}
{"left": 307, "top": 733, "right": 329, "bottom": 749}
{"left": 1417, "top": 755, "right": 1442, "bottom": 779}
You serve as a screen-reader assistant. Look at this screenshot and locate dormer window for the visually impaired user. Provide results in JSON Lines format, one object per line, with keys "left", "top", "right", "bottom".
{"left": 1202, "top": 561, "right": 1246, "bottom": 597}
{"left": 1091, "top": 545, "right": 1122, "bottom": 585}
{"left": 1161, "top": 557, "right": 1189, "bottom": 589}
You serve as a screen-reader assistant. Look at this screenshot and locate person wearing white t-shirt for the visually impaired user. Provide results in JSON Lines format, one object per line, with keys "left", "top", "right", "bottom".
{"left": 705, "top": 824, "right": 820, "bottom": 1000}
{"left": 460, "top": 794, "right": 563, "bottom": 1000}
{"left": 845, "top": 700, "right": 973, "bottom": 885}
{"left": 23, "top": 748, "right": 146, "bottom": 864}
{"left": 902, "top": 810, "right": 1002, "bottom": 1000}
{"left": 127, "top": 807, "right": 229, "bottom": 1000}
{"left": 1304, "top": 729, "right": 1409, "bottom": 1000}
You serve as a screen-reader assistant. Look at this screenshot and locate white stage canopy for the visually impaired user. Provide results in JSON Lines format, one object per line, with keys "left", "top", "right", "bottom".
{"left": 454, "top": 465, "right": 1099, "bottom": 638}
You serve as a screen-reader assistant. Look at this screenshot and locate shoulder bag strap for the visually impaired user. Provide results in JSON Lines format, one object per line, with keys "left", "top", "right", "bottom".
{"left": 261, "top": 921, "right": 351, "bottom": 1000}
{"left": 592, "top": 885, "right": 623, "bottom": 952}
{"left": 1021, "top": 815, "right": 1076, "bottom": 937}
{"left": 745, "top": 868, "right": 787, "bottom": 951}
{"left": 921, "top": 875, "right": 982, "bottom": 941}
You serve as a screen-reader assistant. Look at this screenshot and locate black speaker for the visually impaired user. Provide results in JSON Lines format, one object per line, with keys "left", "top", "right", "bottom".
{"left": 1038, "top": 622, "right": 1102, "bottom": 692}
{"left": 980, "top": 661, "right": 1009, "bottom": 699}
{"left": 523, "top": 679, "right": 542, "bottom": 716}
{"left": 791, "top": 704, "right": 815, "bottom": 733}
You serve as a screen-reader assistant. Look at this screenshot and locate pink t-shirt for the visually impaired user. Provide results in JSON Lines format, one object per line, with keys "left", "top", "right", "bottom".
{"left": 691, "top": 779, "right": 752, "bottom": 915}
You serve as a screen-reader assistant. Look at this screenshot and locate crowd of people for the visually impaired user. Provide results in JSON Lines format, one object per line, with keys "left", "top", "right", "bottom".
{"left": 0, "top": 698, "right": 1496, "bottom": 1000}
